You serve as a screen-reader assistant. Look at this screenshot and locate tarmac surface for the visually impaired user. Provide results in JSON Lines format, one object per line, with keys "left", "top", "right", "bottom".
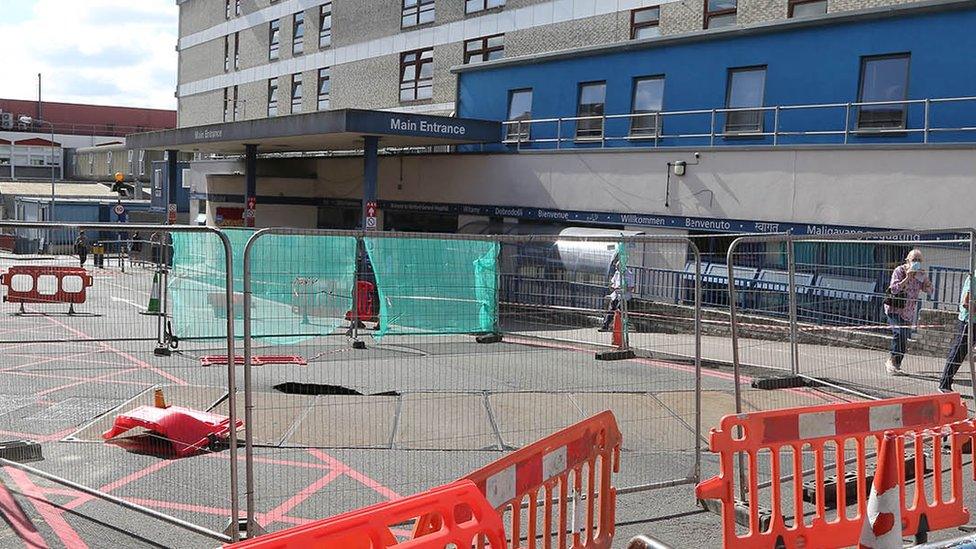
{"left": 0, "top": 253, "right": 974, "bottom": 548}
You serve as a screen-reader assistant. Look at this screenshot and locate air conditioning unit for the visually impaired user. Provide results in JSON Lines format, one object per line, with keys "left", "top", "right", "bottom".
{"left": 0, "top": 112, "right": 12, "bottom": 130}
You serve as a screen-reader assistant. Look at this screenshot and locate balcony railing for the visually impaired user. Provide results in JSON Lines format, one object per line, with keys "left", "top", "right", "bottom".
{"left": 500, "top": 96, "right": 976, "bottom": 150}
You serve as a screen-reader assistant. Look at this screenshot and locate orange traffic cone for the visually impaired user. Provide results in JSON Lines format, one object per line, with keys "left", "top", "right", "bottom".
{"left": 154, "top": 389, "right": 169, "bottom": 409}
{"left": 611, "top": 310, "right": 623, "bottom": 348}
{"left": 858, "top": 432, "right": 902, "bottom": 548}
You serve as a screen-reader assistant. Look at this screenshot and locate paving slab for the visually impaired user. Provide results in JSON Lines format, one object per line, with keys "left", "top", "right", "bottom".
{"left": 488, "top": 392, "right": 583, "bottom": 449}
{"left": 213, "top": 391, "right": 312, "bottom": 446}
{"left": 394, "top": 392, "right": 498, "bottom": 450}
{"left": 284, "top": 395, "right": 398, "bottom": 448}
{"left": 571, "top": 392, "right": 695, "bottom": 452}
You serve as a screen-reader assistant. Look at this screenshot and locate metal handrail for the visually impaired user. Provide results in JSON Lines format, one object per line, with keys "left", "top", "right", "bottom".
{"left": 499, "top": 95, "right": 976, "bottom": 148}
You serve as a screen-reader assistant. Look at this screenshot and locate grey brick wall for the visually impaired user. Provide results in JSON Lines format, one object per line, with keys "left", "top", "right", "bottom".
{"left": 738, "top": 0, "right": 789, "bottom": 25}
{"left": 238, "top": 80, "right": 267, "bottom": 121}
{"left": 660, "top": 0, "right": 705, "bottom": 35}
{"left": 239, "top": 19, "right": 271, "bottom": 70}
{"left": 505, "top": 12, "right": 629, "bottom": 58}
{"left": 178, "top": 39, "right": 224, "bottom": 85}
{"left": 178, "top": 90, "right": 224, "bottom": 128}
{"left": 333, "top": 0, "right": 401, "bottom": 47}
{"left": 180, "top": 0, "right": 224, "bottom": 36}
{"left": 829, "top": 0, "right": 920, "bottom": 13}
{"left": 331, "top": 55, "right": 400, "bottom": 110}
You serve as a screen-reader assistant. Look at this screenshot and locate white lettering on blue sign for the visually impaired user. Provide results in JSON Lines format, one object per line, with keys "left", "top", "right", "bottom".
{"left": 620, "top": 214, "right": 666, "bottom": 226}
{"left": 193, "top": 129, "right": 223, "bottom": 140}
{"left": 686, "top": 218, "right": 732, "bottom": 231}
{"left": 389, "top": 117, "right": 466, "bottom": 136}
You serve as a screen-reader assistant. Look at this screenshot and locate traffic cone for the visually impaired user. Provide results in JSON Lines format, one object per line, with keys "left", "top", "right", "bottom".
{"left": 142, "top": 272, "right": 161, "bottom": 315}
{"left": 611, "top": 310, "right": 623, "bottom": 348}
{"left": 153, "top": 389, "right": 168, "bottom": 409}
{"left": 858, "top": 432, "right": 902, "bottom": 548}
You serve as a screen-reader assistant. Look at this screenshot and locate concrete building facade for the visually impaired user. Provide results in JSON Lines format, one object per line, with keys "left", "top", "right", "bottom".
{"left": 174, "top": 0, "right": 923, "bottom": 127}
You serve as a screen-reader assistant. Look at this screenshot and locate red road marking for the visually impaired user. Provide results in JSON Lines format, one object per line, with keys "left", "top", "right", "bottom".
{"left": 38, "top": 314, "right": 187, "bottom": 386}
{"left": 0, "top": 477, "right": 48, "bottom": 548}
{"left": 308, "top": 449, "right": 402, "bottom": 501}
{"left": 0, "top": 351, "right": 106, "bottom": 373}
{"left": 3, "top": 370, "right": 151, "bottom": 388}
{"left": 0, "top": 428, "right": 75, "bottom": 444}
{"left": 4, "top": 468, "right": 87, "bottom": 549}
{"left": 35, "top": 367, "right": 142, "bottom": 398}
{"left": 206, "top": 452, "right": 332, "bottom": 470}
{"left": 258, "top": 470, "right": 342, "bottom": 527}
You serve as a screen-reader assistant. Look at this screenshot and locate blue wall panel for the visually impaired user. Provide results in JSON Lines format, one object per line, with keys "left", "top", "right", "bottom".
{"left": 458, "top": 7, "right": 976, "bottom": 148}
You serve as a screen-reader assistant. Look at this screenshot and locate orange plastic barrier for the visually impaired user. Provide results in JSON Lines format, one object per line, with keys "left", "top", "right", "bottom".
{"left": 695, "top": 393, "right": 969, "bottom": 548}
{"left": 415, "top": 411, "right": 622, "bottom": 549}
{"left": 225, "top": 480, "right": 507, "bottom": 549}
{"left": 102, "top": 405, "right": 242, "bottom": 458}
{"left": 1, "top": 265, "right": 93, "bottom": 314}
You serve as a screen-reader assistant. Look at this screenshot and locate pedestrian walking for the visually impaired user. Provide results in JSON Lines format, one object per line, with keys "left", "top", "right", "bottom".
{"left": 883, "top": 248, "right": 932, "bottom": 375}
{"left": 600, "top": 259, "right": 623, "bottom": 332}
{"left": 939, "top": 270, "right": 975, "bottom": 393}
{"left": 74, "top": 230, "right": 90, "bottom": 267}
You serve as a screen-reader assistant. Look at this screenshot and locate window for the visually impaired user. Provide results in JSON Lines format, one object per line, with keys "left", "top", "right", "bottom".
{"left": 402, "top": 0, "right": 435, "bottom": 27}
{"left": 225, "top": 0, "right": 231, "bottom": 19}
{"left": 319, "top": 3, "right": 332, "bottom": 48}
{"left": 705, "top": 0, "right": 736, "bottom": 28}
{"left": 138, "top": 150, "right": 145, "bottom": 176}
{"left": 857, "top": 54, "right": 910, "bottom": 130}
{"left": 399, "top": 48, "right": 433, "bottom": 102}
{"left": 235, "top": 0, "right": 241, "bottom": 16}
{"left": 788, "top": 0, "right": 826, "bottom": 17}
{"left": 463, "top": 34, "right": 504, "bottom": 64}
{"left": 223, "top": 88, "right": 231, "bottom": 121}
{"left": 232, "top": 85, "right": 240, "bottom": 120}
{"left": 576, "top": 81, "right": 606, "bottom": 139}
{"left": 269, "top": 19, "right": 280, "bottom": 60}
{"left": 631, "top": 7, "right": 660, "bottom": 39}
{"left": 224, "top": 35, "right": 231, "bottom": 71}
{"left": 291, "top": 73, "right": 303, "bottom": 113}
{"left": 268, "top": 78, "right": 279, "bottom": 117}
{"left": 293, "top": 12, "right": 305, "bottom": 55}
{"left": 630, "top": 76, "right": 665, "bottom": 136}
{"left": 317, "top": 68, "right": 331, "bottom": 110}
{"left": 725, "top": 66, "right": 766, "bottom": 133}
{"left": 233, "top": 32, "right": 240, "bottom": 70}
{"left": 466, "top": 0, "right": 504, "bottom": 14}
{"left": 506, "top": 88, "right": 532, "bottom": 141}
{"left": 127, "top": 149, "right": 134, "bottom": 175}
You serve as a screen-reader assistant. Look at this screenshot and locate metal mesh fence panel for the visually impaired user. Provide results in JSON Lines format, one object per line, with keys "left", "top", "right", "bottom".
{"left": 240, "top": 230, "right": 706, "bottom": 537}
{"left": 0, "top": 222, "right": 239, "bottom": 544}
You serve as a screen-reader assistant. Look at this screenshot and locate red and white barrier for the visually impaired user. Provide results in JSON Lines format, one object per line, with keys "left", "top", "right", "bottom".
{"left": 1, "top": 265, "right": 93, "bottom": 314}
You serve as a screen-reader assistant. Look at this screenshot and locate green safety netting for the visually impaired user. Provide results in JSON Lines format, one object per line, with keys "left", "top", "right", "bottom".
{"left": 364, "top": 237, "right": 499, "bottom": 338}
{"left": 169, "top": 229, "right": 357, "bottom": 344}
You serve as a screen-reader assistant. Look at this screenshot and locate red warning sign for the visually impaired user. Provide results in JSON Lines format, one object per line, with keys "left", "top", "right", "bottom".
{"left": 365, "top": 201, "right": 377, "bottom": 230}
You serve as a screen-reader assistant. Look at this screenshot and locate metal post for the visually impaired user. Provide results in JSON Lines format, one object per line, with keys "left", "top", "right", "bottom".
{"left": 772, "top": 106, "right": 780, "bottom": 146}
{"left": 361, "top": 136, "right": 378, "bottom": 229}
{"left": 786, "top": 238, "right": 799, "bottom": 376}
{"left": 216, "top": 230, "right": 241, "bottom": 542}
{"left": 726, "top": 238, "right": 746, "bottom": 500}
{"left": 691, "top": 242, "right": 702, "bottom": 485}
{"left": 601, "top": 115, "right": 607, "bottom": 148}
{"left": 516, "top": 121, "right": 522, "bottom": 152}
{"left": 619, "top": 240, "right": 630, "bottom": 350}
{"left": 923, "top": 99, "right": 930, "bottom": 144}
{"left": 709, "top": 109, "right": 716, "bottom": 147}
{"left": 843, "top": 103, "right": 851, "bottom": 144}
{"left": 654, "top": 114, "right": 660, "bottom": 147}
{"left": 49, "top": 122, "right": 55, "bottom": 221}
{"left": 241, "top": 231, "right": 258, "bottom": 539}
{"left": 968, "top": 231, "right": 975, "bottom": 405}
{"left": 244, "top": 144, "right": 258, "bottom": 228}
{"left": 556, "top": 118, "right": 562, "bottom": 149}
{"left": 167, "top": 149, "right": 179, "bottom": 224}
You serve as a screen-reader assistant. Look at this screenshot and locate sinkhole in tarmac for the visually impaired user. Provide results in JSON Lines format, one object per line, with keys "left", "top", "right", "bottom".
{"left": 273, "top": 382, "right": 364, "bottom": 396}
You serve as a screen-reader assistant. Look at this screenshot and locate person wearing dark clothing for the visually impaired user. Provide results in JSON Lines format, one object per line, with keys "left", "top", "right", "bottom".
{"left": 940, "top": 273, "right": 974, "bottom": 393}
{"left": 74, "top": 231, "right": 89, "bottom": 267}
{"left": 600, "top": 262, "right": 623, "bottom": 332}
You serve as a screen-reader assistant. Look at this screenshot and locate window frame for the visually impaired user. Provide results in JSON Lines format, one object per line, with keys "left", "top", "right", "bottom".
{"left": 317, "top": 67, "right": 331, "bottom": 111}
{"left": 704, "top": 0, "right": 737, "bottom": 29}
{"left": 223, "top": 87, "right": 231, "bottom": 122}
{"left": 225, "top": 0, "right": 231, "bottom": 19}
{"left": 505, "top": 88, "right": 533, "bottom": 142}
{"left": 629, "top": 75, "right": 665, "bottom": 138}
{"left": 319, "top": 3, "right": 332, "bottom": 48}
{"left": 293, "top": 11, "right": 305, "bottom": 55}
{"left": 463, "top": 34, "right": 504, "bottom": 64}
{"left": 224, "top": 35, "right": 230, "bottom": 72}
{"left": 575, "top": 80, "right": 607, "bottom": 140}
{"left": 269, "top": 19, "right": 280, "bottom": 60}
{"left": 856, "top": 53, "right": 911, "bottom": 131}
{"left": 465, "top": 0, "right": 504, "bottom": 15}
{"left": 233, "top": 31, "right": 240, "bottom": 70}
{"left": 268, "top": 77, "right": 279, "bottom": 117}
{"left": 291, "top": 73, "right": 303, "bottom": 113}
{"left": 401, "top": 0, "right": 435, "bottom": 28}
{"left": 235, "top": 0, "right": 241, "bottom": 16}
{"left": 399, "top": 47, "right": 434, "bottom": 103}
{"left": 630, "top": 7, "right": 660, "bottom": 39}
{"left": 232, "top": 85, "right": 239, "bottom": 120}
{"left": 788, "top": 0, "right": 827, "bottom": 18}
{"left": 724, "top": 65, "right": 767, "bottom": 135}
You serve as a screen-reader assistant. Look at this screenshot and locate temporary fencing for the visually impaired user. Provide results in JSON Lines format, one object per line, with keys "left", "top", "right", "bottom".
{"left": 0, "top": 221, "right": 242, "bottom": 543}
{"left": 725, "top": 229, "right": 976, "bottom": 406}
{"left": 695, "top": 393, "right": 971, "bottom": 548}
{"left": 236, "top": 229, "right": 703, "bottom": 538}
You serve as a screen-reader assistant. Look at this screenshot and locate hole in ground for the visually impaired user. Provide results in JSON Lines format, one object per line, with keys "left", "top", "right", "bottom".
{"left": 273, "top": 383, "right": 363, "bottom": 396}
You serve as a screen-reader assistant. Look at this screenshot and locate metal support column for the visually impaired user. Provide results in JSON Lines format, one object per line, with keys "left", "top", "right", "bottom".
{"left": 244, "top": 144, "right": 258, "bottom": 228}
{"left": 166, "top": 149, "right": 179, "bottom": 224}
{"left": 361, "top": 136, "right": 379, "bottom": 229}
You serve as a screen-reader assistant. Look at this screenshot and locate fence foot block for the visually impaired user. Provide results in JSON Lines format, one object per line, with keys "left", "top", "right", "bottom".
{"left": 699, "top": 498, "right": 773, "bottom": 531}
{"left": 801, "top": 454, "right": 927, "bottom": 509}
{"left": 226, "top": 517, "right": 265, "bottom": 539}
{"left": 475, "top": 333, "right": 503, "bottom": 344}
{"left": 751, "top": 375, "right": 807, "bottom": 390}
{"left": 0, "top": 440, "right": 43, "bottom": 463}
{"left": 352, "top": 340, "right": 367, "bottom": 350}
{"left": 153, "top": 346, "right": 172, "bottom": 357}
{"left": 596, "top": 349, "right": 636, "bottom": 361}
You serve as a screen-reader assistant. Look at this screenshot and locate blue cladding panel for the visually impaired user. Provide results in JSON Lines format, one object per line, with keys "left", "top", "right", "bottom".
{"left": 458, "top": 6, "right": 976, "bottom": 148}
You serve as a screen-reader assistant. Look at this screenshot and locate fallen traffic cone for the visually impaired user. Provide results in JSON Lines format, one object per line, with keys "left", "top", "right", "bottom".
{"left": 154, "top": 388, "right": 168, "bottom": 409}
{"left": 858, "top": 432, "right": 902, "bottom": 548}
{"left": 141, "top": 272, "right": 161, "bottom": 315}
{"left": 611, "top": 310, "right": 623, "bottom": 348}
